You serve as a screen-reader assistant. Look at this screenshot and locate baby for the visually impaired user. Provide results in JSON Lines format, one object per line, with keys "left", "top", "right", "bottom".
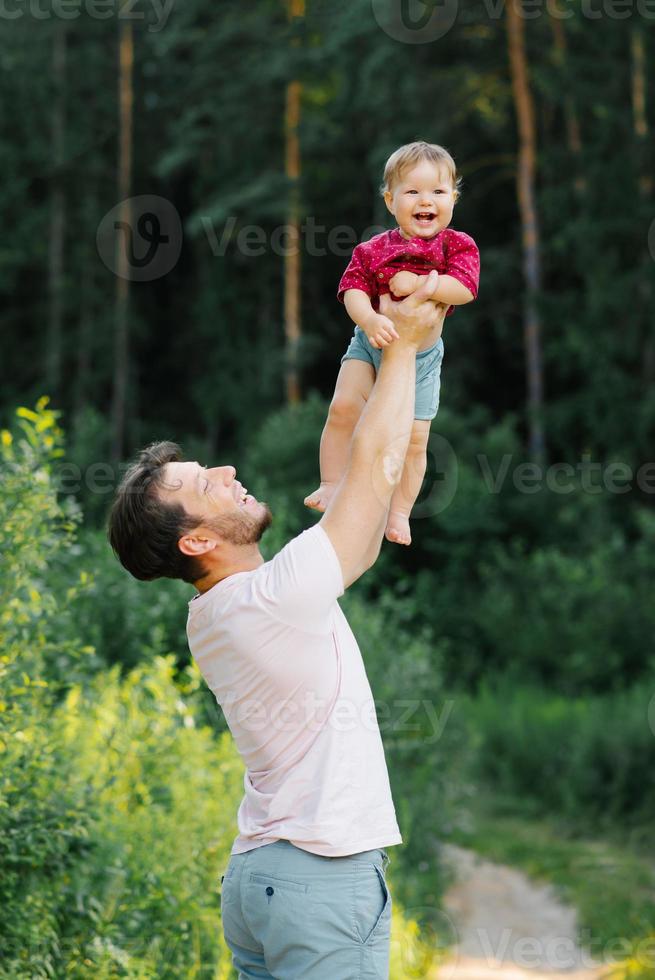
{"left": 305, "top": 140, "right": 480, "bottom": 544}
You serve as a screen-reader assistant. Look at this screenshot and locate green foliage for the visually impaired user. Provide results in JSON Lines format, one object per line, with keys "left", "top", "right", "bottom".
{"left": 473, "top": 523, "right": 655, "bottom": 692}
{"left": 0, "top": 398, "right": 90, "bottom": 679}
{"left": 69, "top": 528, "right": 191, "bottom": 674}
{"left": 2, "top": 651, "right": 245, "bottom": 979}
{"left": 243, "top": 392, "right": 328, "bottom": 542}
{"left": 466, "top": 682, "right": 655, "bottom": 827}
{"left": 64, "top": 405, "right": 113, "bottom": 526}
{"left": 51, "top": 658, "right": 243, "bottom": 979}
{"left": 609, "top": 945, "right": 655, "bottom": 980}
{"left": 0, "top": 401, "right": 98, "bottom": 976}
{"left": 3, "top": 2, "right": 652, "bottom": 466}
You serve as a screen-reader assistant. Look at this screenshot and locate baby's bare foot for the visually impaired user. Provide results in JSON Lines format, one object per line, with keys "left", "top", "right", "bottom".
{"left": 304, "top": 483, "right": 336, "bottom": 512}
{"left": 385, "top": 512, "right": 412, "bottom": 546}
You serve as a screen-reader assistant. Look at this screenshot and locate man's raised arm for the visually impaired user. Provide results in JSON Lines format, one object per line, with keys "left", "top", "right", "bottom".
{"left": 320, "top": 272, "right": 447, "bottom": 587}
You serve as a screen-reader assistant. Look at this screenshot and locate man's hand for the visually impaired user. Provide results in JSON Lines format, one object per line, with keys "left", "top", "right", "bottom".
{"left": 362, "top": 311, "right": 400, "bottom": 349}
{"left": 320, "top": 269, "right": 448, "bottom": 589}
{"left": 389, "top": 270, "right": 420, "bottom": 297}
{"left": 380, "top": 270, "right": 446, "bottom": 349}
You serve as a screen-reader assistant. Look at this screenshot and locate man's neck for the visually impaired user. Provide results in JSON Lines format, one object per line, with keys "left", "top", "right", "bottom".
{"left": 194, "top": 546, "right": 264, "bottom": 594}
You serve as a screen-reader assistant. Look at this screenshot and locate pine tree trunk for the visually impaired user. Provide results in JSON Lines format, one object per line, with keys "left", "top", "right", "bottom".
{"left": 73, "top": 260, "right": 94, "bottom": 425}
{"left": 73, "top": 190, "right": 97, "bottom": 425}
{"left": 111, "top": 20, "right": 134, "bottom": 460}
{"left": 507, "top": 0, "right": 545, "bottom": 461}
{"left": 284, "top": 0, "right": 304, "bottom": 406}
{"left": 46, "top": 24, "right": 67, "bottom": 400}
{"left": 631, "top": 26, "right": 651, "bottom": 198}
{"left": 630, "top": 26, "right": 653, "bottom": 383}
{"left": 549, "top": 15, "right": 585, "bottom": 193}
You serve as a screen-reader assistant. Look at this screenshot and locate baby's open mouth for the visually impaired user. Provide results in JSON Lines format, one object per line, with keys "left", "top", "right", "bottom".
{"left": 414, "top": 212, "right": 436, "bottom": 222}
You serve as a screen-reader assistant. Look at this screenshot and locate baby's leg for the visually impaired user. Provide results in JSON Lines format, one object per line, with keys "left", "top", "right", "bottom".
{"left": 385, "top": 419, "right": 431, "bottom": 545}
{"left": 304, "top": 359, "right": 375, "bottom": 512}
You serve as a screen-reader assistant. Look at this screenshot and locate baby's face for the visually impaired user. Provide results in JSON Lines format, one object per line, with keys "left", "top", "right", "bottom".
{"left": 384, "top": 160, "right": 456, "bottom": 240}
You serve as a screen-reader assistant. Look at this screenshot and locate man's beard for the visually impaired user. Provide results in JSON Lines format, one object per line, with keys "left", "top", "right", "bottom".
{"left": 205, "top": 502, "right": 273, "bottom": 546}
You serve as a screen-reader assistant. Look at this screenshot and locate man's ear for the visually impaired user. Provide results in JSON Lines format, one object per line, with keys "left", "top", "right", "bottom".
{"left": 178, "top": 532, "right": 218, "bottom": 559}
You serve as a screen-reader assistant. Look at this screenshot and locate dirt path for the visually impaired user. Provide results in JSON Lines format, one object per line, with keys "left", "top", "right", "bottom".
{"left": 437, "top": 844, "right": 609, "bottom": 980}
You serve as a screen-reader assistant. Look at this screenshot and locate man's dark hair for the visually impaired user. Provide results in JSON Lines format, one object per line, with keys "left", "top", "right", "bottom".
{"left": 108, "top": 441, "right": 206, "bottom": 584}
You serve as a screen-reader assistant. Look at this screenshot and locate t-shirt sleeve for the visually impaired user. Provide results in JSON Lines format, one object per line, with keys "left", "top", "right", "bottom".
{"left": 444, "top": 231, "right": 480, "bottom": 299}
{"left": 254, "top": 525, "right": 345, "bottom": 634}
{"left": 337, "top": 243, "right": 375, "bottom": 303}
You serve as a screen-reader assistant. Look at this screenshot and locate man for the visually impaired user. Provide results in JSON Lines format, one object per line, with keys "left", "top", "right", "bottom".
{"left": 108, "top": 273, "right": 445, "bottom": 979}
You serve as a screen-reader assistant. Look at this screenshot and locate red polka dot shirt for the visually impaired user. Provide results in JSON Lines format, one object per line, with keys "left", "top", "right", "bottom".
{"left": 338, "top": 227, "right": 480, "bottom": 317}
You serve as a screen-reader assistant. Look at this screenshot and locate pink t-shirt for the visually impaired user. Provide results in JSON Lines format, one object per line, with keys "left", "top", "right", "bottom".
{"left": 338, "top": 227, "right": 480, "bottom": 317}
{"left": 186, "top": 524, "right": 402, "bottom": 857}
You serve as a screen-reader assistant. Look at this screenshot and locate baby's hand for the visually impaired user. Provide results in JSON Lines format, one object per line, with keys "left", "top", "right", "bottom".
{"left": 389, "top": 270, "right": 420, "bottom": 297}
{"left": 363, "top": 313, "right": 399, "bottom": 349}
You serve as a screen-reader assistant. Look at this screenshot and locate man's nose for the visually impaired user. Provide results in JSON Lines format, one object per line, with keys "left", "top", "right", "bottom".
{"left": 217, "top": 465, "right": 236, "bottom": 484}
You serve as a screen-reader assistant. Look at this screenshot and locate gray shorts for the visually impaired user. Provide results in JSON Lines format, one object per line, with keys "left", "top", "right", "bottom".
{"left": 220, "top": 839, "right": 392, "bottom": 979}
{"left": 341, "top": 326, "right": 445, "bottom": 421}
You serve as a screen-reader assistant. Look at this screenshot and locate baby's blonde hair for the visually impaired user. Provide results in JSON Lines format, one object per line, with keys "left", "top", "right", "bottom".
{"left": 381, "top": 141, "right": 462, "bottom": 200}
